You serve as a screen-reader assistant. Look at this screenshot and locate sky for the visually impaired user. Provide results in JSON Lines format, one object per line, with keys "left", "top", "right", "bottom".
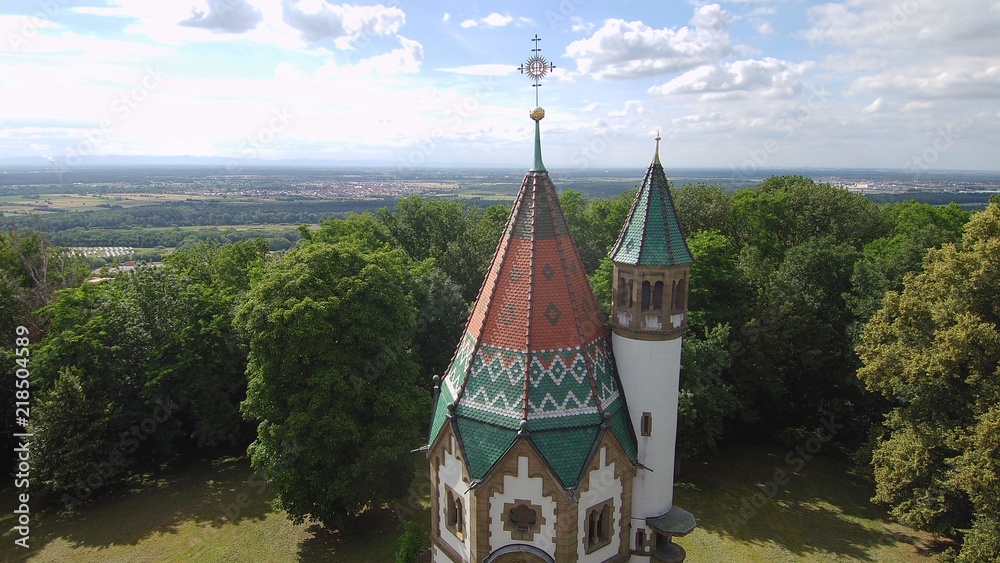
{"left": 1, "top": 0, "right": 998, "bottom": 172}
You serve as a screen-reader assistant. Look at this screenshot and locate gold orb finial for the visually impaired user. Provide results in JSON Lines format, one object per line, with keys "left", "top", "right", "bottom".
{"left": 530, "top": 107, "right": 545, "bottom": 121}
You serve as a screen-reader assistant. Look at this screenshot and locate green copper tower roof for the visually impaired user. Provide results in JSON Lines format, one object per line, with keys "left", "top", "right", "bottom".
{"left": 610, "top": 134, "right": 693, "bottom": 266}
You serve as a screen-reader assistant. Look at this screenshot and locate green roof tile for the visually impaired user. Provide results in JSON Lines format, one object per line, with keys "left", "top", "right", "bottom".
{"left": 456, "top": 418, "right": 518, "bottom": 480}
{"left": 531, "top": 427, "right": 599, "bottom": 487}
{"left": 610, "top": 143, "right": 693, "bottom": 267}
{"left": 429, "top": 122, "right": 638, "bottom": 490}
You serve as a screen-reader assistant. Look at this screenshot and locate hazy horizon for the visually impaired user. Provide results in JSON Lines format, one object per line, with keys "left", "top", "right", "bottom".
{"left": 2, "top": 1, "right": 998, "bottom": 171}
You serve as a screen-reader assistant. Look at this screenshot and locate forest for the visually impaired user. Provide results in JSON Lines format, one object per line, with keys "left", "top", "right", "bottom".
{"left": 1, "top": 176, "right": 998, "bottom": 561}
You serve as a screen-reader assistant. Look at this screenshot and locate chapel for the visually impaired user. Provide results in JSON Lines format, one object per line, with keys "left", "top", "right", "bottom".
{"left": 426, "top": 41, "right": 697, "bottom": 563}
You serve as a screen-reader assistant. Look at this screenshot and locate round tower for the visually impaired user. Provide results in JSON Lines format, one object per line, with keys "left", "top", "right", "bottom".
{"left": 609, "top": 134, "right": 696, "bottom": 561}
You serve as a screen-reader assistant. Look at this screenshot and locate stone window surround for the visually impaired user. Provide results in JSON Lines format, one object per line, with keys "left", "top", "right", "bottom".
{"left": 584, "top": 498, "right": 614, "bottom": 554}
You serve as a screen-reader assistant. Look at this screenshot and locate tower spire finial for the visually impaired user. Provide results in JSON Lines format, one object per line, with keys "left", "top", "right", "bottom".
{"left": 518, "top": 34, "right": 556, "bottom": 172}
{"left": 654, "top": 129, "right": 662, "bottom": 166}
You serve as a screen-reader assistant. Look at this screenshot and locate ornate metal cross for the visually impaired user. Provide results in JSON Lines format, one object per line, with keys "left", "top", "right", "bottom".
{"left": 518, "top": 34, "right": 556, "bottom": 107}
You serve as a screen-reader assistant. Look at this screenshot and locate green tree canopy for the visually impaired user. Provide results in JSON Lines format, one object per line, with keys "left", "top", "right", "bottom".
{"left": 857, "top": 204, "right": 1000, "bottom": 558}
{"left": 236, "top": 239, "right": 428, "bottom": 530}
{"left": 30, "top": 240, "right": 267, "bottom": 496}
{"left": 375, "top": 196, "right": 506, "bottom": 302}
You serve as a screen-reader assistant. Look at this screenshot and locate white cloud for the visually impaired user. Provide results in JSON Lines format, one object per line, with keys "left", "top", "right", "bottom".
{"left": 458, "top": 12, "right": 531, "bottom": 29}
{"left": 564, "top": 4, "right": 734, "bottom": 79}
{"left": 481, "top": 13, "right": 512, "bottom": 27}
{"left": 569, "top": 17, "right": 593, "bottom": 33}
{"left": 804, "top": 0, "right": 1000, "bottom": 54}
{"left": 756, "top": 21, "right": 773, "bottom": 35}
{"left": 317, "top": 35, "right": 423, "bottom": 76}
{"left": 281, "top": 1, "right": 405, "bottom": 47}
{"left": 442, "top": 12, "right": 450, "bottom": 23}
{"left": 650, "top": 58, "right": 812, "bottom": 99}
{"left": 862, "top": 97, "right": 890, "bottom": 113}
{"left": 608, "top": 100, "right": 645, "bottom": 117}
{"left": 436, "top": 64, "right": 516, "bottom": 76}
{"left": 180, "top": 0, "right": 263, "bottom": 33}
{"left": 849, "top": 58, "right": 1000, "bottom": 100}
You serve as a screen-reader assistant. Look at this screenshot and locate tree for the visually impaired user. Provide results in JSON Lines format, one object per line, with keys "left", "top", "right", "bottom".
{"left": 375, "top": 197, "right": 506, "bottom": 302}
{"left": 30, "top": 241, "right": 266, "bottom": 497}
{"left": 728, "top": 236, "right": 880, "bottom": 448}
{"left": 31, "top": 367, "right": 131, "bottom": 496}
{"left": 236, "top": 240, "right": 429, "bottom": 530}
{"left": 672, "top": 182, "right": 733, "bottom": 238}
{"left": 686, "top": 230, "right": 746, "bottom": 332}
{"left": 395, "top": 520, "right": 426, "bottom": 563}
{"left": 678, "top": 324, "right": 739, "bottom": 459}
{"left": 560, "top": 188, "right": 635, "bottom": 275}
{"left": 409, "top": 258, "right": 469, "bottom": 385}
{"left": 0, "top": 229, "right": 88, "bottom": 475}
{"left": 730, "top": 176, "right": 886, "bottom": 260}
{"left": 848, "top": 202, "right": 969, "bottom": 335}
{"left": 857, "top": 204, "right": 1000, "bottom": 557}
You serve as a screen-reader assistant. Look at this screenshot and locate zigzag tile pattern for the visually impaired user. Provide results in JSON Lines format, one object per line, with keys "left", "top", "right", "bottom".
{"left": 430, "top": 169, "right": 637, "bottom": 487}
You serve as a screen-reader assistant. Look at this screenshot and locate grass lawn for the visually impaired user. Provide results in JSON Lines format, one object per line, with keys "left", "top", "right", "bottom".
{"left": 1, "top": 453, "right": 430, "bottom": 562}
{"left": 1, "top": 446, "right": 945, "bottom": 562}
{"left": 674, "top": 445, "right": 947, "bottom": 562}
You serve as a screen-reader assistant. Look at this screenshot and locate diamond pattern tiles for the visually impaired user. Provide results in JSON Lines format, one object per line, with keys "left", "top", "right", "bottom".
{"left": 610, "top": 148, "right": 694, "bottom": 266}
{"left": 430, "top": 170, "right": 637, "bottom": 488}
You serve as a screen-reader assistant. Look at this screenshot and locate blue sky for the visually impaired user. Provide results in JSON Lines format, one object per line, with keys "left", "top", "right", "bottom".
{"left": 1, "top": 0, "right": 998, "bottom": 171}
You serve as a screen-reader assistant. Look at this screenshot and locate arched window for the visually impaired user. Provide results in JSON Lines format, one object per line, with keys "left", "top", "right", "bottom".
{"left": 641, "top": 281, "right": 651, "bottom": 311}
{"left": 616, "top": 277, "right": 627, "bottom": 306}
{"left": 652, "top": 281, "right": 664, "bottom": 310}
{"left": 600, "top": 504, "right": 612, "bottom": 540}
{"left": 628, "top": 280, "right": 634, "bottom": 308}
{"left": 673, "top": 279, "right": 686, "bottom": 310}
{"left": 585, "top": 499, "right": 614, "bottom": 552}
{"left": 446, "top": 488, "right": 464, "bottom": 539}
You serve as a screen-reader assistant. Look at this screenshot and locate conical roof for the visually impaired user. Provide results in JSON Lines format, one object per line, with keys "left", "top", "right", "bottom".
{"left": 429, "top": 122, "right": 636, "bottom": 488}
{"left": 610, "top": 138, "right": 693, "bottom": 266}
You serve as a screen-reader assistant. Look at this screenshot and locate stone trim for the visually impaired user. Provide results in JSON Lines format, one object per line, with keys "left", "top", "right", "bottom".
{"left": 475, "top": 437, "right": 574, "bottom": 562}
{"left": 445, "top": 484, "right": 466, "bottom": 541}
{"left": 575, "top": 431, "right": 636, "bottom": 561}
{"left": 583, "top": 498, "right": 615, "bottom": 553}
{"left": 429, "top": 424, "right": 473, "bottom": 562}
{"left": 611, "top": 263, "right": 690, "bottom": 341}
{"left": 502, "top": 499, "right": 546, "bottom": 541}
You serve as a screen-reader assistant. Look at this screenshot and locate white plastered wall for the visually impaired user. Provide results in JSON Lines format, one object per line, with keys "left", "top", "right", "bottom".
{"left": 612, "top": 333, "right": 682, "bottom": 520}
{"left": 488, "top": 455, "right": 557, "bottom": 556}
{"left": 438, "top": 435, "right": 471, "bottom": 561}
